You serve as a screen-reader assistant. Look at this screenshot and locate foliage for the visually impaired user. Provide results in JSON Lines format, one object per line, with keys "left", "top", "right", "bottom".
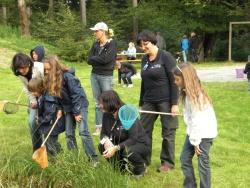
{"left": 31, "top": 2, "right": 90, "bottom": 62}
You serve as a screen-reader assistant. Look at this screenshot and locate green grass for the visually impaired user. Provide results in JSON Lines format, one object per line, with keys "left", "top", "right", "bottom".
{"left": 0, "top": 25, "right": 250, "bottom": 187}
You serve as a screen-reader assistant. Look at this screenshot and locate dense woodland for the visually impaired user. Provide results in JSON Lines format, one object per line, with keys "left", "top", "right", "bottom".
{"left": 0, "top": 0, "right": 250, "bottom": 62}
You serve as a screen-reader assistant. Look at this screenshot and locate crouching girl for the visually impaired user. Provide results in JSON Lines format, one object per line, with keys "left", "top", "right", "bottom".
{"left": 98, "top": 90, "right": 150, "bottom": 177}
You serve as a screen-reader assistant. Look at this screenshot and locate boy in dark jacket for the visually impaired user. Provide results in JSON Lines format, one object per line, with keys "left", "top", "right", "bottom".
{"left": 120, "top": 62, "right": 137, "bottom": 88}
{"left": 28, "top": 77, "right": 65, "bottom": 156}
{"left": 244, "top": 56, "right": 250, "bottom": 91}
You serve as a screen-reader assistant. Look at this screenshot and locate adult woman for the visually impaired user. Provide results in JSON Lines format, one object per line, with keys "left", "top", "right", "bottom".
{"left": 11, "top": 53, "right": 43, "bottom": 152}
{"left": 87, "top": 22, "right": 117, "bottom": 136}
{"left": 136, "top": 30, "right": 179, "bottom": 172}
{"left": 98, "top": 90, "right": 150, "bottom": 177}
{"left": 43, "top": 56, "right": 98, "bottom": 163}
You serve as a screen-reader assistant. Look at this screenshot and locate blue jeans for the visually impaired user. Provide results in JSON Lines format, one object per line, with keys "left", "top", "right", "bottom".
{"left": 180, "top": 136, "right": 213, "bottom": 188}
{"left": 182, "top": 50, "right": 188, "bottom": 63}
{"left": 90, "top": 73, "right": 113, "bottom": 128}
{"left": 65, "top": 109, "right": 98, "bottom": 160}
{"left": 28, "top": 107, "right": 42, "bottom": 151}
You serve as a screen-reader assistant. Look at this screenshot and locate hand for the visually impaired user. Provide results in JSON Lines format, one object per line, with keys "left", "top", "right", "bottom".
{"left": 74, "top": 115, "right": 82, "bottom": 122}
{"left": 104, "top": 139, "right": 114, "bottom": 150}
{"left": 30, "top": 102, "right": 37, "bottom": 109}
{"left": 103, "top": 146, "right": 117, "bottom": 159}
{"left": 171, "top": 105, "right": 179, "bottom": 117}
{"left": 57, "top": 110, "right": 62, "bottom": 119}
{"left": 195, "top": 145, "right": 202, "bottom": 156}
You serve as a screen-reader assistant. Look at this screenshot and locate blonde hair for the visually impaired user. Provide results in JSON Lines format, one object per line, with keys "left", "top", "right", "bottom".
{"left": 173, "top": 63, "right": 212, "bottom": 110}
{"left": 107, "top": 28, "right": 114, "bottom": 38}
{"left": 27, "top": 77, "right": 45, "bottom": 94}
{"left": 43, "top": 56, "right": 69, "bottom": 97}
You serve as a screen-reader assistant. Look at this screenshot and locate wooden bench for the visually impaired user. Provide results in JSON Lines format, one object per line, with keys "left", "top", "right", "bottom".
{"left": 116, "top": 53, "right": 145, "bottom": 64}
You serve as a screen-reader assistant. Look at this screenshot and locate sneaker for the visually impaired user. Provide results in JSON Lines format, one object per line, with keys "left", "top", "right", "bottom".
{"left": 157, "top": 163, "right": 171, "bottom": 173}
{"left": 133, "top": 173, "right": 144, "bottom": 180}
{"left": 92, "top": 128, "right": 101, "bottom": 136}
{"left": 128, "top": 84, "right": 133, "bottom": 88}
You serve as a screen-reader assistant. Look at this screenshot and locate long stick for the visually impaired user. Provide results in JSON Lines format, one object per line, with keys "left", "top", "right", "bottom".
{"left": 6, "top": 101, "right": 28, "bottom": 107}
{"left": 139, "top": 110, "right": 182, "bottom": 116}
{"left": 41, "top": 117, "right": 60, "bottom": 147}
{"left": 16, "top": 88, "right": 24, "bottom": 103}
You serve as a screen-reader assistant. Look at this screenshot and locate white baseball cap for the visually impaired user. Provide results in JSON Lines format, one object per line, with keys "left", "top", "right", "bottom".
{"left": 90, "top": 22, "right": 108, "bottom": 31}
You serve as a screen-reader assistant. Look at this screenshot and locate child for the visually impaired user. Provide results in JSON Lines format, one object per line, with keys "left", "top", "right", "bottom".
{"left": 98, "top": 90, "right": 150, "bottom": 177}
{"left": 173, "top": 63, "right": 218, "bottom": 188}
{"left": 126, "top": 42, "right": 136, "bottom": 61}
{"left": 27, "top": 77, "right": 65, "bottom": 156}
{"left": 120, "top": 62, "right": 137, "bottom": 87}
{"left": 243, "top": 56, "right": 250, "bottom": 91}
{"left": 43, "top": 56, "right": 98, "bottom": 164}
{"left": 30, "top": 45, "right": 45, "bottom": 77}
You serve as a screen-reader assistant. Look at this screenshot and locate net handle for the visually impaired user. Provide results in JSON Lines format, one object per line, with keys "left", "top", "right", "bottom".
{"left": 16, "top": 88, "right": 24, "bottom": 103}
{"left": 6, "top": 101, "right": 28, "bottom": 107}
{"left": 139, "top": 110, "right": 182, "bottom": 116}
{"left": 41, "top": 117, "right": 60, "bottom": 147}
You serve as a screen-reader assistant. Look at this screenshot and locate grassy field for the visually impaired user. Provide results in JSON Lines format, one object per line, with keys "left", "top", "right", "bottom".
{"left": 0, "top": 26, "right": 250, "bottom": 187}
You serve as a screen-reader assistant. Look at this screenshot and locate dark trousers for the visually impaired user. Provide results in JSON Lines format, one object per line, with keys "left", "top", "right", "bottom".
{"left": 191, "top": 48, "right": 199, "bottom": 62}
{"left": 98, "top": 143, "right": 149, "bottom": 175}
{"left": 121, "top": 72, "right": 133, "bottom": 85}
{"left": 180, "top": 136, "right": 213, "bottom": 188}
{"left": 43, "top": 134, "right": 62, "bottom": 156}
{"left": 140, "top": 101, "right": 178, "bottom": 168}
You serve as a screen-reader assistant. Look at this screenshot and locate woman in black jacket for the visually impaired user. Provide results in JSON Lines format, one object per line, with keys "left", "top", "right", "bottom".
{"left": 98, "top": 90, "right": 150, "bottom": 177}
{"left": 137, "top": 30, "right": 179, "bottom": 173}
{"left": 87, "top": 22, "right": 117, "bottom": 136}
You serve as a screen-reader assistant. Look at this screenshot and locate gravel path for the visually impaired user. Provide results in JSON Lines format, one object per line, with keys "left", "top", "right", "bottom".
{"left": 133, "top": 65, "right": 247, "bottom": 82}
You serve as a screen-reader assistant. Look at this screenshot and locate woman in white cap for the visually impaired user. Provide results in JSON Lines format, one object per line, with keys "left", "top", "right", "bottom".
{"left": 87, "top": 22, "right": 117, "bottom": 136}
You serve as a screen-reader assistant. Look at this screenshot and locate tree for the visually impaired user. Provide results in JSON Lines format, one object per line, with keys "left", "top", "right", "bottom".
{"left": 80, "top": 0, "right": 86, "bottom": 26}
{"left": 18, "top": 0, "right": 30, "bottom": 36}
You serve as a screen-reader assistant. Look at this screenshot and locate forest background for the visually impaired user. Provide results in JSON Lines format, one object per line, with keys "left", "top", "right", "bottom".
{"left": 1, "top": 0, "right": 250, "bottom": 62}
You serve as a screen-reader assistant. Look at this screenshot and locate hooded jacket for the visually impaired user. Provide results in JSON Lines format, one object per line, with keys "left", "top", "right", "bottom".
{"left": 30, "top": 45, "right": 45, "bottom": 62}
{"left": 60, "top": 69, "right": 89, "bottom": 115}
{"left": 38, "top": 93, "right": 65, "bottom": 136}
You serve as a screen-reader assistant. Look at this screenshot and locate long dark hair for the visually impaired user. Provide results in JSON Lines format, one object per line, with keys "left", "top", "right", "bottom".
{"left": 99, "top": 90, "right": 124, "bottom": 113}
{"left": 11, "top": 53, "right": 33, "bottom": 77}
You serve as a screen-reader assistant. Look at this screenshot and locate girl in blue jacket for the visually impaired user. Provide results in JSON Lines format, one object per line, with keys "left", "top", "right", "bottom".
{"left": 43, "top": 56, "right": 98, "bottom": 164}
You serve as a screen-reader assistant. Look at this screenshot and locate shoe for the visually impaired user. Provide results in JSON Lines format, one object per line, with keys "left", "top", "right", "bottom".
{"left": 133, "top": 173, "right": 144, "bottom": 180}
{"left": 128, "top": 84, "right": 133, "bottom": 88}
{"left": 92, "top": 128, "right": 101, "bottom": 136}
{"left": 157, "top": 163, "right": 172, "bottom": 173}
{"left": 122, "top": 84, "right": 127, "bottom": 87}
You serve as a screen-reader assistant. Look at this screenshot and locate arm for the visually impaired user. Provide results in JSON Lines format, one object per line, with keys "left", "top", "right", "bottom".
{"left": 163, "top": 52, "right": 179, "bottom": 106}
{"left": 64, "top": 73, "right": 86, "bottom": 116}
{"left": 18, "top": 76, "right": 37, "bottom": 105}
{"left": 88, "top": 41, "right": 117, "bottom": 65}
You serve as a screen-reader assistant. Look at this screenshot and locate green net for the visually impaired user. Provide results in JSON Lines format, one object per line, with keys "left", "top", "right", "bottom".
{"left": 3, "top": 102, "right": 19, "bottom": 114}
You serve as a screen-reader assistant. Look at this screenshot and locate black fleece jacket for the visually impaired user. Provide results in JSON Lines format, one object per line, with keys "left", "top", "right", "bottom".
{"left": 100, "top": 112, "right": 150, "bottom": 150}
{"left": 139, "top": 49, "right": 179, "bottom": 106}
{"left": 87, "top": 39, "right": 117, "bottom": 76}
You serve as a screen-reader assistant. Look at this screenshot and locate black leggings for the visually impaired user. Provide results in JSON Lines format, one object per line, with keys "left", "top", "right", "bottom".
{"left": 98, "top": 143, "right": 149, "bottom": 175}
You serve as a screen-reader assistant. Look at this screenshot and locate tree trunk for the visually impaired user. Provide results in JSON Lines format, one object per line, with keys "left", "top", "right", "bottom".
{"left": 49, "top": 0, "right": 54, "bottom": 11}
{"left": 18, "top": 0, "right": 30, "bottom": 37}
{"left": 132, "top": 0, "right": 138, "bottom": 40}
{"left": 80, "top": 0, "right": 86, "bottom": 26}
{"left": 2, "top": 6, "right": 7, "bottom": 25}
